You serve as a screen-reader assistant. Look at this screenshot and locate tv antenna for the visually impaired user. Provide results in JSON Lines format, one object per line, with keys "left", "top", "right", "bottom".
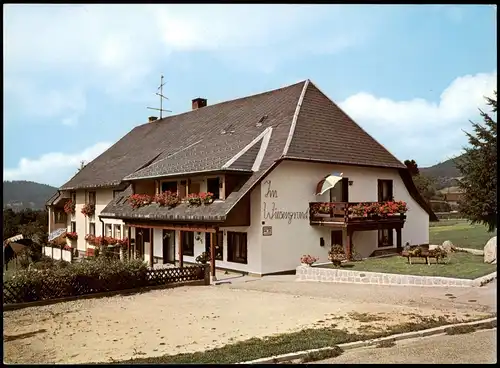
{"left": 147, "top": 75, "right": 171, "bottom": 119}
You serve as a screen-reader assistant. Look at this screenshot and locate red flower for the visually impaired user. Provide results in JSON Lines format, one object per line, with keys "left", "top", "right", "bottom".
{"left": 64, "top": 200, "right": 76, "bottom": 215}
{"left": 81, "top": 203, "right": 95, "bottom": 217}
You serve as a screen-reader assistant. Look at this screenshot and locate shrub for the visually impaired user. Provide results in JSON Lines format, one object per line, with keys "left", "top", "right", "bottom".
{"left": 3, "top": 258, "right": 149, "bottom": 303}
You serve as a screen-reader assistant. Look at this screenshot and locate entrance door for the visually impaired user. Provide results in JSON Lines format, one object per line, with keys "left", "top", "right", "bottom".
{"left": 162, "top": 230, "right": 175, "bottom": 263}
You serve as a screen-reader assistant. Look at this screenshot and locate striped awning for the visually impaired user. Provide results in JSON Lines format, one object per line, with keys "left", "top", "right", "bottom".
{"left": 48, "top": 228, "right": 67, "bottom": 242}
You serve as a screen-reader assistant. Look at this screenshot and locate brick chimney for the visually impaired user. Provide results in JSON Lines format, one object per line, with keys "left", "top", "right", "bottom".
{"left": 148, "top": 116, "right": 158, "bottom": 123}
{"left": 192, "top": 98, "right": 207, "bottom": 110}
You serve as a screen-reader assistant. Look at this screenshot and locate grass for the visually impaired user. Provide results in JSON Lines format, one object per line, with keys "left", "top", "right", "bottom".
{"left": 103, "top": 315, "right": 470, "bottom": 364}
{"left": 318, "top": 252, "right": 496, "bottom": 279}
{"left": 429, "top": 219, "right": 496, "bottom": 250}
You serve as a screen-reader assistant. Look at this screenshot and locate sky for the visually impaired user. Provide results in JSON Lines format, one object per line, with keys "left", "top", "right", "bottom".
{"left": 3, "top": 4, "right": 497, "bottom": 187}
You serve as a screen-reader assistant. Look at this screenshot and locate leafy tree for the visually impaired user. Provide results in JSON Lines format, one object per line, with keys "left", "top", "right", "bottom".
{"left": 404, "top": 159, "right": 420, "bottom": 176}
{"left": 456, "top": 91, "right": 497, "bottom": 232}
{"left": 405, "top": 159, "right": 438, "bottom": 202}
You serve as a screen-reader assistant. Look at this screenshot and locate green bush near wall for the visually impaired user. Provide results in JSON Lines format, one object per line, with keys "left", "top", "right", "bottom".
{"left": 3, "top": 258, "right": 149, "bottom": 304}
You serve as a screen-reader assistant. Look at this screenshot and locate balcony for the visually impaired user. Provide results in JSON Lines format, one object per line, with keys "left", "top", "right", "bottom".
{"left": 309, "top": 202, "right": 407, "bottom": 231}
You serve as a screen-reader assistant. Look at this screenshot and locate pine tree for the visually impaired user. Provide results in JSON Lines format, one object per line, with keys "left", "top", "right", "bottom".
{"left": 456, "top": 91, "right": 497, "bottom": 232}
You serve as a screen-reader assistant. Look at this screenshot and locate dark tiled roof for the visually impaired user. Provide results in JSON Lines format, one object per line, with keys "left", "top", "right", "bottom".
{"left": 284, "top": 82, "right": 406, "bottom": 169}
{"left": 68, "top": 79, "right": 434, "bottom": 221}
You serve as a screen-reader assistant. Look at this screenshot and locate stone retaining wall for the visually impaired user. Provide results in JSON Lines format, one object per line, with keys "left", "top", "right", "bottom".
{"left": 296, "top": 265, "right": 497, "bottom": 288}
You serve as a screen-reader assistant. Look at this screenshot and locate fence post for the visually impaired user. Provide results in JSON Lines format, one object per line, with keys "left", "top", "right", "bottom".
{"left": 204, "top": 265, "right": 211, "bottom": 285}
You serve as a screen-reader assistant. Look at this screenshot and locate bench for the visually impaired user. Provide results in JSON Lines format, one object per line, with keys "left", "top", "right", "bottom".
{"left": 401, "top": 247, "right": 447, "bottom": 265}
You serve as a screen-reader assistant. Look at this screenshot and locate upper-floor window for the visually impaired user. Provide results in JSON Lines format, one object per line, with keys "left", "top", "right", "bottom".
{"left": 378, "top": 180, "right": 393, "bottom": 202}
{"left": 161, "top": 181, "right": 178, "bottom": 194}
{"left": 179, "top": 180, "right": 187, "bottom": 198}
{"left": 88, "top": 191, "right": 96, "bottom": 205}
{"left": 55, "top": 211, "right": 67, "bottom": 224}
{"left": 207, "top": 177, "right": 221, "bottom": 199}
{"left": 71, "top": 191, "right": 76, "bottom": 203}
{"left": 188, "top": 180, "right": 201, "bottom": 195}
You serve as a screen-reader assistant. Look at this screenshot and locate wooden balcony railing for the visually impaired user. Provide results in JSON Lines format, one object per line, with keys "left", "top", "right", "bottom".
{"left": 309, "top": 202, "right": 407, "bottom": 226}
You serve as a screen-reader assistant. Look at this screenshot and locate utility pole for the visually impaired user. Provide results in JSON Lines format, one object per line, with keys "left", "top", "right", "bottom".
{"left": 147, "top": 75, "right": 171, "bottom": 119}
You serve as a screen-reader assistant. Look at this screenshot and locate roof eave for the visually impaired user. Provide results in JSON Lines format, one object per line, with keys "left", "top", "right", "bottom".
{"left": 123, "top": 168, "right": 253, "bottom": 182}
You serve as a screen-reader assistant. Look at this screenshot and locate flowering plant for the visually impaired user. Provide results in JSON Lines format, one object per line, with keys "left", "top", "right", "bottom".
{"left": 154, "top": 191, "right": 180, "bottom": 208}
{"left": 64, "top": 200, "right": 76, "bottom": 215}
{"left": 328, "top": 244, "right": 346, "bottom": 266}
{"left": 66, "top": 232, "right": 78, "bottom": 241}
{"left": 81, "top": 203, "right": 95, "bottom": 217}
{"left": 117, "top": 238, "right": 130, "bottom": 248}
{"left": 199, "top": 192, "right": 214, "bottom": 205}
{"left": 195, "top": 251, "right": 211, "bottom": 264}
{"left": 300, "top": 254, "right": 319, "bottom": 265}
{"left": 128, "top": 194, "right": 153, "bottom": 209}
{"left": 187, "top": 193, "right": 202, "bottom": 206}
{"left": 311, "top": 202, "right": 336, "bottom": 215}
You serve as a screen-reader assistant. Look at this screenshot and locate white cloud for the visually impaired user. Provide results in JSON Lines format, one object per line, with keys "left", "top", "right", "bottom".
{"left": 4, "top": 77, "right": 87, "bottom": 125}
{"left": 339, "top": 71, "right": 497, "bottom": 166}
{"left": 4, "top": 142, "right": 112, "bottom": 186}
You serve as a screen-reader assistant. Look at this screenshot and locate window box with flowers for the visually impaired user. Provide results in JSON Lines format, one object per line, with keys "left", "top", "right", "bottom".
{"left": 187, "top": 193, "right": 202, "bottom": 206}
{"left": 311, "top": 202, "right": 335, "bottom": 217}
{"left": 128, "top": 194, "right": 153, "bottom": 209}
{"left": 81, "top": 203, "right": 95, "bottom": 217}
{"left": 154, "top": 191, "right": 180, "bottom": 208}
{"left": 64, "top": 200, "right": 76, "bottom": 215}
{"left": 199, "top": 192, "right": 214, "bottom": 205}
{"left": 66, "top": 232, "right": 78, "bottom": 241}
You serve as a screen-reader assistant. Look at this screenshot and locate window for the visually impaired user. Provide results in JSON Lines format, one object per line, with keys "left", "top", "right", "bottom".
{"left": 71, "top": 221, "right": 76, "bottom": 233}
{"left": 71, "top": 191, "right": 76, "bottom": 203}
{"left": 188, "top": 181, "right": 201, "bottom": 194}
{"left": 89, "top": 222, "right": 96, "bottom": 236}
{"left": 378, "top": 180, "right": 393, "bottom": 202}
{"left": 215, "top": 231, "right": 223, "bottom": 260}
{"left": 106, "top": 224, "right": 112, "bottom": 237}
{"left": 179, "top": 180, "right": 187, "bottom": 199}
{"left": 207, "top": 177, "right": 221, "bottom": 199}
{"left": 161, "top": 181, "right": 178, "bottom": 194}
{"left": 88, "top": 191, "right": 96, "bottom": 205}
{"left": 227, "top": 232, "right": 247, "bottom": 264}
{"left": 329, "top": 178, "right": 349, "bottom": 202}
{"left": 181, "top": 231, "right": 194, "bottom": 256}
{"left": 114, "top": 225, "right": 121, "bottom": 239}
{"left": 55, "top": 211, "right": 67, "bottom": 224}
{"left": 331, "top": 231, "right": 343, "bottom": 246}
{"left": 378, "top": 229, "right": 394, "bottom": 247}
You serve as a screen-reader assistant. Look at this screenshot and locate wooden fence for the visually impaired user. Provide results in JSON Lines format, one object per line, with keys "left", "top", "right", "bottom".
{"left": 3, "top": 265, "right": 208, "bottom": 305}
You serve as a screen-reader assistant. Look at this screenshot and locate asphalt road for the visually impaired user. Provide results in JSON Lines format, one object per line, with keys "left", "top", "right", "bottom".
{"left": 312, "top": 328, "right": 497, "bottom": 364}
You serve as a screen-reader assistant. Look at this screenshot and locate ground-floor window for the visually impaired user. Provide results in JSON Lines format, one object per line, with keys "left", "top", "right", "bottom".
{"left": 227, "top": 232, "right": 247, "bottom": 264}
{"left": 378, "top": 229, "right": 394, "bottom": 247}
{"left": 331, "top": 230, "right": 343, "bottom": 246}
{"left": 182, "top": 231, "right": 194, "bottom": 256}
{"left": 71, "top": 221, "right": 76, "bottom": 233}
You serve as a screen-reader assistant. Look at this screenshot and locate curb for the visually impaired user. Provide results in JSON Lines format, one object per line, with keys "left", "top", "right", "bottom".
{"left": 472, "top": 271, "right": 497, "bottom": 287}
{"left": 238, "top": 317, "right": 497, "bottom": 364}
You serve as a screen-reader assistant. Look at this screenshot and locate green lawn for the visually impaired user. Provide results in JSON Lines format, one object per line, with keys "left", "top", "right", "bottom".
{"left": 429, "top": 219, "right": 496, "bottom": 250}
{"left": 318, "top": 252, "right": 496, "bottom": 279}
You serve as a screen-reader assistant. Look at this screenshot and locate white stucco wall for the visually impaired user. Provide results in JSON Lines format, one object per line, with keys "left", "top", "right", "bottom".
{"left": 66, "top": 188, "right": 124, "bottom": 252}
{"left": 258, "top": 160, "right": 430, "bottom": 274}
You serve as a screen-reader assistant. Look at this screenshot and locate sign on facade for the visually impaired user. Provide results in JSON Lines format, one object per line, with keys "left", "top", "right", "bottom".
{"left": 262, "top": 226, "right": 272, "bottom": 236}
